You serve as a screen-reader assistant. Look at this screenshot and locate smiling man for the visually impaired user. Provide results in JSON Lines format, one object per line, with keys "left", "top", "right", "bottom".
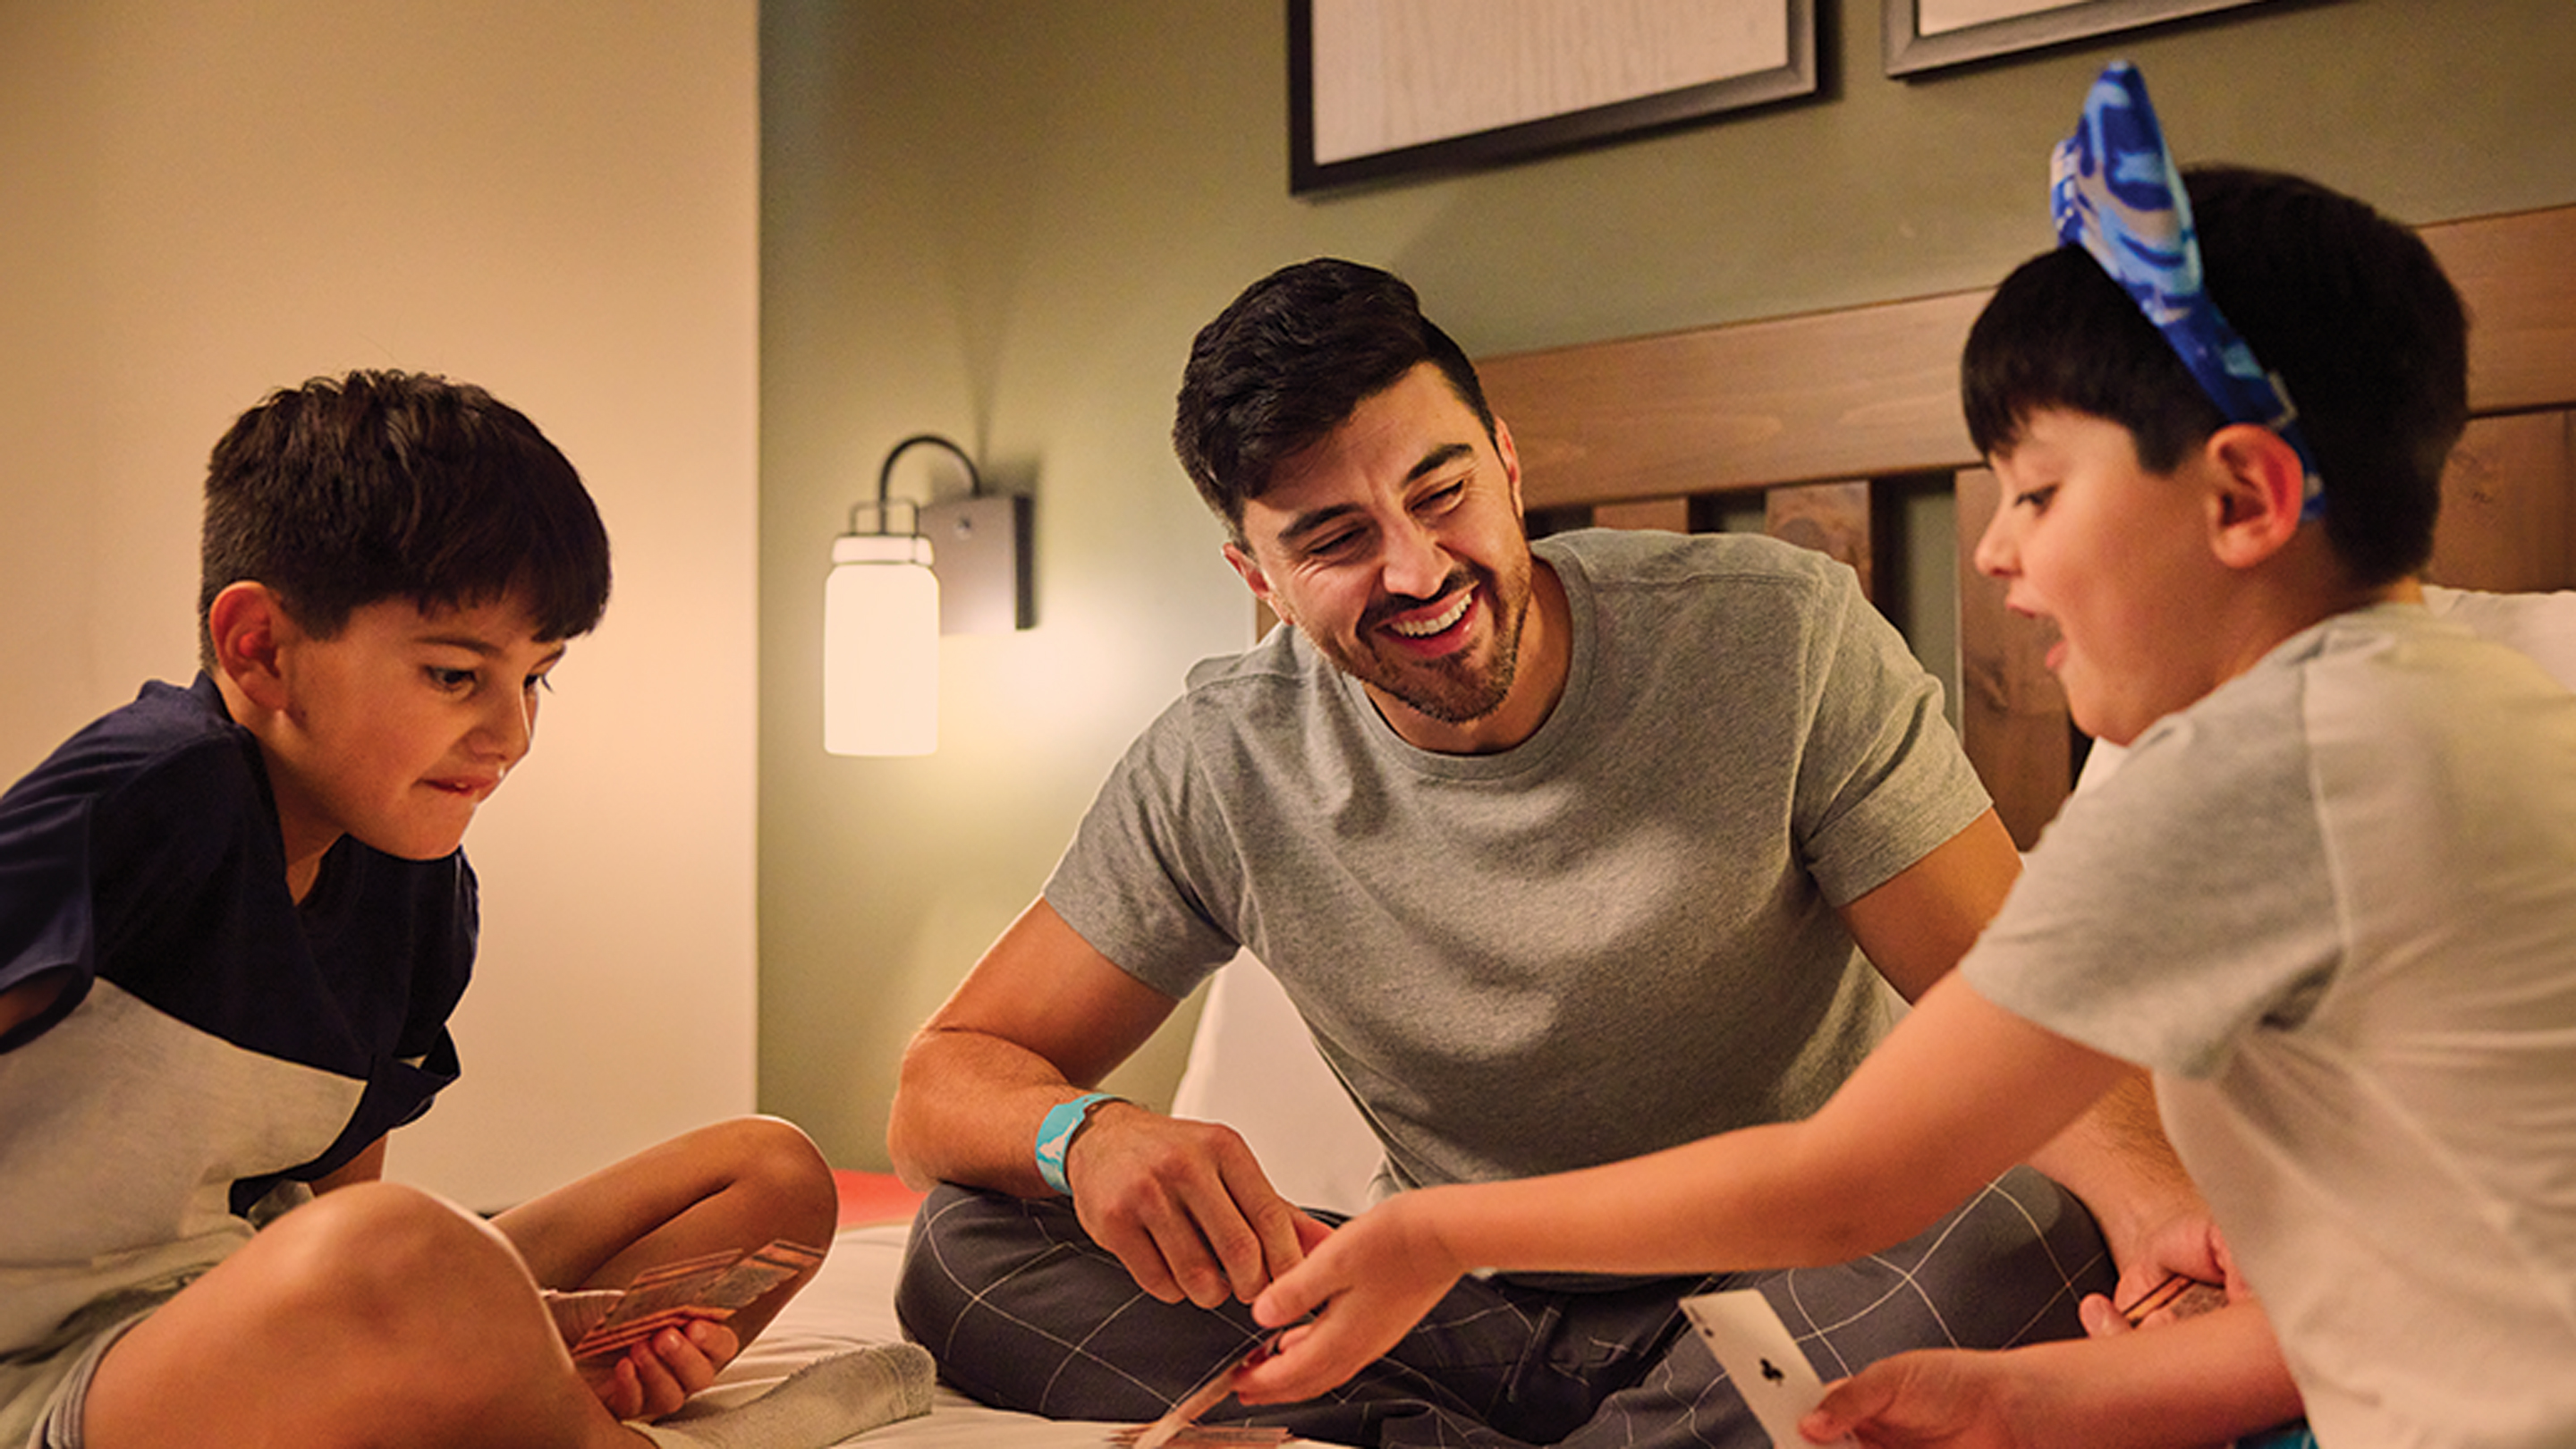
{"left": 888, "top": 259, "right": 2201, "bottom": 1449}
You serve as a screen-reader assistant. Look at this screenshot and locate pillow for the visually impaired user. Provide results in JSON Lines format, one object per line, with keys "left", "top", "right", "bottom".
{"left": 1170, "top": 951, "right": 1382, "bottom": 1216}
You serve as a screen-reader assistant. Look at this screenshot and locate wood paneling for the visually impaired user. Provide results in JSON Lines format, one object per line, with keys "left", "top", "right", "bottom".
{"left": 1482, "top": 290, "right": 1986, "bottom": 509}
{"left": 1953, "top": 468, "right": 2071, "bottom": 849}
{"left": 2432, "top": 410, "right": 2575, "bottom": 593}
{"left": 1479, "top": 203, "right": 2576, "bottom": 837}
{"left": 1492, "top": 204, "right": 2576, "bottom": 517}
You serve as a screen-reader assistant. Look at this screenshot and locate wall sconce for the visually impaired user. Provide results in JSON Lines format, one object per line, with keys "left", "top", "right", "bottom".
{"left": 824, "top": 434, "right": 1031, "bottom": 757}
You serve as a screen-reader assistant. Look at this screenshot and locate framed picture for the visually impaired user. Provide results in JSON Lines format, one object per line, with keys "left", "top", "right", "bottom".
{"left": 1292, "top": 0, "right": 1817, "bottom": 196}
{"left": 1885, "top": 0, "right": 2287, "bottom": 76}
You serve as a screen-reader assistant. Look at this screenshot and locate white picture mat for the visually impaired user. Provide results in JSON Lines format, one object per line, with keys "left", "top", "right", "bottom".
{"left": 1309, "top": 0, "right": 1792, "bottom": 165}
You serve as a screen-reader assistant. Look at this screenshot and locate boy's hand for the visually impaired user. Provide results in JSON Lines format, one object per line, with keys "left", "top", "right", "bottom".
{"left": 2083, "top": 1216, "right": 2242, "bottom": 1335}
{"left": 1233, "top": 1194, "right": 1464, "bottom": 1405}
{"left": 593, "top": 1319, "right": 738, "bottom": 1422}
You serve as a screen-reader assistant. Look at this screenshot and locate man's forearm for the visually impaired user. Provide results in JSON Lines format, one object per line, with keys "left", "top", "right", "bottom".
{"left": 887, "top": 1026, "right": 1084, "bottom": 1195}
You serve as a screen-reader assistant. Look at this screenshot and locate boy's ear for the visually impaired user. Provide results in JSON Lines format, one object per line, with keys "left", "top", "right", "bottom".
{"left": 2202, "top": 424, "right": 2309, "bottom": 571}
{"left": 206, "top": 581, "right": 296, "bottom": 712}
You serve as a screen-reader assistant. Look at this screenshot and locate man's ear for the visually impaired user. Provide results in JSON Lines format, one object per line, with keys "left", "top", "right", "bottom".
{"left": 206, "top": 581, "right": 295, "bottom": 712}
{"left": 1222, "top": 539, "right": 1292, "bottom": 626}
{"left": 1494, "top": 416, "right": 1525, "bottom": 520}
{"left": 2202, "top": 424, "right": 2309, "bottom": 571}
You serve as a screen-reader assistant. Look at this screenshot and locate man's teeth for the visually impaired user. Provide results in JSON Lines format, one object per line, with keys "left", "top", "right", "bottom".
{"left": 1390, "top": 591, "right": 1471, "bottom": 638}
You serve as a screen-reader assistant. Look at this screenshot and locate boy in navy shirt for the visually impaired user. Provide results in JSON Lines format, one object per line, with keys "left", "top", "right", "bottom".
{"left": 0, "top": 371, "right": 921, "bottom": 1448}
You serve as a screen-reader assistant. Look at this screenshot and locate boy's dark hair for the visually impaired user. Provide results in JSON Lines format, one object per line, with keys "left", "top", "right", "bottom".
{"left": 1173, "top": 258, "right": 1496, "bottom": 538}
{"left": 198, "top": 370, "right": 613, "bottom": 666}
{"left": 1962, "top": 165, "right": 2469, "bottom": 585}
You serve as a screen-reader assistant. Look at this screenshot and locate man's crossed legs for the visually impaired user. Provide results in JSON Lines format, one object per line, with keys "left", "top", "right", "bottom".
{"left": 897, "top": 1165, "right": 2112, "bottom": 1448}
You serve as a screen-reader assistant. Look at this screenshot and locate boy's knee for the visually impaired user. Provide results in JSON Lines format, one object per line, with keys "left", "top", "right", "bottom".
{"left": 267, "top": 1182, "right": 526, "bottom": 1345}
{"left": 716, "top": 1114, "right": 837, "bottom": 1224}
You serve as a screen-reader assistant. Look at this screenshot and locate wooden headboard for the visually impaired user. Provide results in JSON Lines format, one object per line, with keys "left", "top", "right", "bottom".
{"left": 1479, "top": 203, "right": 2576, "bottom": 845}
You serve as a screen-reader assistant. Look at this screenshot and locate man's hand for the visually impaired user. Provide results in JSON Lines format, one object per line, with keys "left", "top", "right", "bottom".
{"left": 1067, "top": 1103, "right": 1330, "bottom": 1308}
{"left": 1233, "top": 1191, "right": 1465, "bottom": 1406}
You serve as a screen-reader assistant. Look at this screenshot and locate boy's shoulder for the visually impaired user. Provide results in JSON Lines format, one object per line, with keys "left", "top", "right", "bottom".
{"left": 0, "top": 675, "right": 283, "bottom": 920}
{"left": 4, "top": 676, "right": 259, "bottom": 821}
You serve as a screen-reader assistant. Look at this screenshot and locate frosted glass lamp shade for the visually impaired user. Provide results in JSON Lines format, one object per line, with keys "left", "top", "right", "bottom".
{"left": 825, "top": 534, "right": 938, "bottom": 756}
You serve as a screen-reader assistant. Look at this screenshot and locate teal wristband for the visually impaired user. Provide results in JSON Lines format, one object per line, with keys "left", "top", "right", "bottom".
{"left": 1035, "top": 1091, "right": 1122, "bottom": 1196}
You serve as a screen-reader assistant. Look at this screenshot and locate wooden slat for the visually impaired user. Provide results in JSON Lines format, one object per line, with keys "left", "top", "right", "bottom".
{"left": 1488, "top": 204, "right": 2576, "bottom": 514}
{"left": 1953, "top": 469, "right": 2072, "bottom": 849}
{"left": 1485, "top": 291, "right": 1986, "bottom": 511}
{"left": 2431, "top": 410, "right": 2575, "bottom": 592}
{"left": 1764, "top": 480, "right": 1874, "bottom": 601}
{"left": 1591, "top": 496, "right": 1691, "bottom": 533}
{"left": 2424, "top": 207, "right": 2576, "bottom": 419}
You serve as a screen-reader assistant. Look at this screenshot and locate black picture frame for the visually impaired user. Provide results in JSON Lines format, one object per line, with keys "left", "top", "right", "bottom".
{"left": 1291, "top": 0, "right": 1818, "bottom": 196}
{"left": 1885, "top": 0, "right": 2286, "bottom": 76}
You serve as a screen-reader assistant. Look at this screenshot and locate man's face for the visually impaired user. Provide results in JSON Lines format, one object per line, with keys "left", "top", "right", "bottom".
{"left": 1224, "top": 363, "right": 1539, "bottom": 751}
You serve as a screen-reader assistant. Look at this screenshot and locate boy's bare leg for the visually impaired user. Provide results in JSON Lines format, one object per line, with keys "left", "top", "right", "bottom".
{"left": 492, "top": 1115, "right": 839, "bottom": 1350}
{"left": 83, "top": 1181, "right": 654, "bottom": 1449}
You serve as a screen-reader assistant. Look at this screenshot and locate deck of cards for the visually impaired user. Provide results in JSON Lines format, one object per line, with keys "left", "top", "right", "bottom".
{"left": 1680, "top": 1289, "right": 1856, "bottom": 1449}
{"left": 555, "top": 1238, "right": 825, "bottom": 1377}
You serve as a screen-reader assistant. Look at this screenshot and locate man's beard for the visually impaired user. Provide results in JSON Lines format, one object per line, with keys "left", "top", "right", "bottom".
{"left": 1309, "top": 556, "right": 1530, "bottom": 724}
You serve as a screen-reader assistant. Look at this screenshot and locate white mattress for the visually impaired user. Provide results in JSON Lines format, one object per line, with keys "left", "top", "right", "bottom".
{"left": 707, "top": 1221, "right": 1328, "bottom": 1446}
{"left": 701, "top": 953, "right": 1363, "bottom": 1445}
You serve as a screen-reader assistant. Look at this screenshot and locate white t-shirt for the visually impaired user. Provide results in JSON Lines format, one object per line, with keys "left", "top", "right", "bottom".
{"left": 1966, "top": 605, "right": 2576, "bottom": 1448}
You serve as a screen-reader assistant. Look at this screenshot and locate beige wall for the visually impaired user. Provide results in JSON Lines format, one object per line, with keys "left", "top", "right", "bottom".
{"left": 1, "top": 2, "right": 761, "bottom": 1211}
{"left": 759, "top": 0, "right": 2576, "bottom": 1173}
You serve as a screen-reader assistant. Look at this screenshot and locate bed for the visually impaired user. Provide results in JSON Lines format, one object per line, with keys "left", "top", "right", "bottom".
{"left": 711, "top": 199, "right": 2576, "bottom": 1445}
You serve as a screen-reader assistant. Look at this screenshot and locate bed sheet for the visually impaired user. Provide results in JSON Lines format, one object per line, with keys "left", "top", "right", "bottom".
{"left": 705, "top": 1222, "right": 1331, "bottom": 1448}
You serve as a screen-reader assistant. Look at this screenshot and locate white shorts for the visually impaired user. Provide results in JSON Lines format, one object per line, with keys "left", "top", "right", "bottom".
{"left": 3, "top": 1289, "right": 181, "bottom": 1449}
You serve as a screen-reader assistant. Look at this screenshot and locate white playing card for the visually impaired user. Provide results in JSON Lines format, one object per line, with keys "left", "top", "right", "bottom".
{"left": 1679, "top": 1290, "right": 1855, "bottom": 1449}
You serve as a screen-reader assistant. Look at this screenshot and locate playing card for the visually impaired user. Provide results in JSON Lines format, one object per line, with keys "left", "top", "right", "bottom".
{"left": 566, "top": 1239, "right": 826, "bottom": 1369}
{"left": 1679, "top": 1290, "right": 1854, "bottom": 1449}
{"left": 1112, "top": 1331, "right": 1287, "bottom": 1449}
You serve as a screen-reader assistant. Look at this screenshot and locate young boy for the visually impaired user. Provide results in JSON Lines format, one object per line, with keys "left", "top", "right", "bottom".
{"left": 0, "top": 371, "right": 926, "bottom": 1449}
{"left": 1232, "top": 67, "right": 2576, "bottom": 1448}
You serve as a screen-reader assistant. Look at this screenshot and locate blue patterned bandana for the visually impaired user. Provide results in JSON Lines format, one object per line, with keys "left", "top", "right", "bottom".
{"left": 2051, "top": 62, "right": 2324, "bottom": 514}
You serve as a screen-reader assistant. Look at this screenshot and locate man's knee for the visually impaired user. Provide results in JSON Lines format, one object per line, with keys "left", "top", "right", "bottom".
{"left": 894, "top": 1182, "right": 1089, "bottom": 1339}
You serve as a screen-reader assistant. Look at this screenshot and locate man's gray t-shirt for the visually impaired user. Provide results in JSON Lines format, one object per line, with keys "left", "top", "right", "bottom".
{"left": 1045, "top": 528, "right": 1988, "bottom": 1193}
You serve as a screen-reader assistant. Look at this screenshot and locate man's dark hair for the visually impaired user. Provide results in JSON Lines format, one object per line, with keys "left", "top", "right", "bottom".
{"left": 1173, "top": 258, "right": 1495, "bottom": 538}
{"left": 199, "top": 369, "right": 613, "bottom": 666}
{"left": 1962, "top": 165, "right": 2468, "bottom": 585}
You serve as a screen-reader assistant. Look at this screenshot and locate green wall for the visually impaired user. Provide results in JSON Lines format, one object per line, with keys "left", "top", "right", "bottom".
{"left": 759, "top": 0, "right": 2576, "bottom": 1171}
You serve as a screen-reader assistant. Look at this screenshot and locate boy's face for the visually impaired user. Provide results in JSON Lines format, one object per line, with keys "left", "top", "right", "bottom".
{"left": 258, "top": 592, "right": 564, "bottom": 882}
{"left": 1221, "top": 362, "right": 1542, "bottom": 752}
{"left": 1974, "top": 408, "right": 2233, "bottom": 747}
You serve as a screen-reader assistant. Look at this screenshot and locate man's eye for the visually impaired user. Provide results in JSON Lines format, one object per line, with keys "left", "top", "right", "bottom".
{"left": 2014, "top": 485, "right": 2058, "bottom": 511}
{"left": 428, "top": 666, "right": 477, "bottom": 691}
{"left": 1306, "top": 530, "right": 1360, "bottom": 559}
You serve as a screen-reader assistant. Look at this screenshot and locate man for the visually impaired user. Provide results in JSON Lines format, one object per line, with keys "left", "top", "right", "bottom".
{"left": 889, "top": 259, "right": 2200, "bottom": 1448}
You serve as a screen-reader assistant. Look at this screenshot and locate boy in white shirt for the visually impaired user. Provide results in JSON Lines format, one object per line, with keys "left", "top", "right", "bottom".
{"left": 1234, "top": 64, "right": 2576, "bottom": 1449}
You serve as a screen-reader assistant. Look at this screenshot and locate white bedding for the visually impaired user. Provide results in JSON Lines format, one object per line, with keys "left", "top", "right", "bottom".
{"left": 705, "top": 1221, "right": 1136, "bottom": 1447}
{"left": 706, "top": 953, "right": 1360, "bottom": 1446}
